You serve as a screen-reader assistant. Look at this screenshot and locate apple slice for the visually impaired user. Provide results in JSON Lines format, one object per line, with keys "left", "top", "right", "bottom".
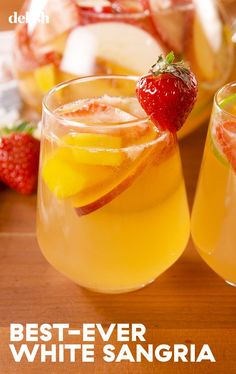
{"left": 193, "top": 0, "right": 222, "bottom": 53}
{"left": 191, "top": 0, "right": 228, "bottom": 84}
{"left": 60, "top": 22, "right": 164, "bottom": 75}
{"left": 30, "top": 0, "right": 79, "bottom": 47}
{"left": 74, "top": 131, "right": 167, "bottom": 215}
{"left": 14, "top": 23, "right": 39, "bottom": 71}
{"left": 74, "top": 157, "right": 148, "bottom": 215}
{"left": 147, "top": 0, "right": 193, "bottom": 54}
{"left": 77, "top": 0, "right": 112, "bottom": 13}
{"left": 110, "top": 0, "right": 147, "bottom": 13}
{"left": 14, "top": 0, "right": 79, "bottom": 71}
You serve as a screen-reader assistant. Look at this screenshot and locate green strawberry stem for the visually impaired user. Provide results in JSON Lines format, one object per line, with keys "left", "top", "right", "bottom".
{"left": 0, "top": 121, "right": 35, "bottom": 137}
{"left": 166, "top": 51, "right": 175, "bottom": 64}
{"left": 150, "top": 52, "right": 191, "bottom": 86}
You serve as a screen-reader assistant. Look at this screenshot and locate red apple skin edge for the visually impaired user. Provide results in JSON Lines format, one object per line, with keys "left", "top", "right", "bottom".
{"left": 75, "top": 154, "right": 149, "bottom": 216}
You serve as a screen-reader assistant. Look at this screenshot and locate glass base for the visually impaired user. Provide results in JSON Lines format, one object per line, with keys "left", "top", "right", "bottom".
{"left": 85, "top": 278, "right": 155, "bottom": 294}
{"left": 225, "top": 280, "right": 236, "bottom": 288}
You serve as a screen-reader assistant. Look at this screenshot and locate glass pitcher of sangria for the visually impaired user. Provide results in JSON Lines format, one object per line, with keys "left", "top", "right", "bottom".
{"left": 14, "top": 0, "right": 234, "bottom": 137}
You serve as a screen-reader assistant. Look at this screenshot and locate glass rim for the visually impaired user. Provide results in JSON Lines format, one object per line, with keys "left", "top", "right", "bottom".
{"left": 214, "top": 80, "right": 236, "bottom": 121}
{"left": 42, "top": 74, "right": 172, "bottom": 149}
{"left": 43, "top": 74, "right": 152, "bottom": 130}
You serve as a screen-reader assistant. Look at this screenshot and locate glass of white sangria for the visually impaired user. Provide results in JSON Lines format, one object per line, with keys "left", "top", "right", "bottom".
{"left": 36, "top": 74, "right": 191, "bottom": 293}
{"left": 14, "top": 0, "right": 234, "bottom": 137}
{"left": 192, "top": 81, "right": 236, "bottom": 287}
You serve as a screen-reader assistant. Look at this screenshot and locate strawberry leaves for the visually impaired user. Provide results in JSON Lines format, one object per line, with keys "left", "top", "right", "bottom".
{"left": 149, "top": 52, "right": 192, "bottom": 86}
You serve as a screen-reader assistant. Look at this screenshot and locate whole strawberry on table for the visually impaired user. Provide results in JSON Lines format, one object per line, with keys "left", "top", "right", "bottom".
{"left": 0, "top": 122, "right": 40, "bottom": 195}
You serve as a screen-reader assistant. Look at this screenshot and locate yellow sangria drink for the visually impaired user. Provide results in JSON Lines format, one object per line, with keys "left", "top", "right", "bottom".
{"left": 191, "top": 81, "right": 236, "bottom": 286}
{"left": 14, "top": 0, "right": 234, "bottom": 137}
{"left": 37, "top": 76, "right": 190, "bottom": 293}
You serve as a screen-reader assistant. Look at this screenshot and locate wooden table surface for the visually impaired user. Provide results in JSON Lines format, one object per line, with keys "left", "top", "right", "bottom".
{"left": 0, "top": 1, "right": 236, "bottom": 373}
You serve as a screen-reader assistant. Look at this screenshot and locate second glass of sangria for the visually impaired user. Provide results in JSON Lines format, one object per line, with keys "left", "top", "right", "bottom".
{"left": 192, "top": 81, "right": 236, "bottom": 287}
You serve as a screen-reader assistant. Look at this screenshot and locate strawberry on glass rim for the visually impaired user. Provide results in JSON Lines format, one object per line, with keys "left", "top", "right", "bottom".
{"left": 136, "top": 51, "right": 198, "bottom": 133}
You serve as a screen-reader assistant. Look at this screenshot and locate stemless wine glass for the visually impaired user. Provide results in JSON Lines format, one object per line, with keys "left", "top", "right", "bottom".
{"left": 37, "top": 75, "right": 190, "bottom": 293}
{"left": 192, "top": 81, "right": 236, "bottom": 287}
{"left": 13, "top": 0, "right": 234, "bottom": 137}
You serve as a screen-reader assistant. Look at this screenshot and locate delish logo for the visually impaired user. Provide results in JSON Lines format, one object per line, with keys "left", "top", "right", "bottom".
{"left": 8, "top": 11, "right": 49, "bottom": 25}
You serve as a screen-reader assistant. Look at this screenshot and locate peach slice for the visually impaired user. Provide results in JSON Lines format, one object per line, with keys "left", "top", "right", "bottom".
{"left": 34, "top": 63, "right": 56, "bottom": 93}
{"left": 42, "top": 132, "right": 123, "bottom": 198}
{"left": 43, "top": 154, "right": 113, "bottom": 199}
{"left": 42, "top": 155, "right": 86, "bottom": 199}
{"left": 64, "top": 133, "right": 124, "bottom": 166}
